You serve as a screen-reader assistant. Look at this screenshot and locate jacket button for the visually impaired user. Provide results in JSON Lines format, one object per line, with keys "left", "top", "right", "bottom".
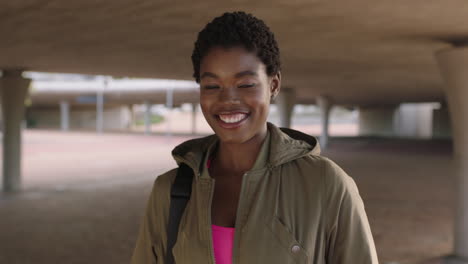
{"left": 291, "top": 245, "right": 300, "bottom": 253}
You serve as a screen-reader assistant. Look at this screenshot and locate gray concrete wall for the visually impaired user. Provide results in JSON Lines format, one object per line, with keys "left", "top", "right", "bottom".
{"left": 27, "top": 105, "right": 132, "bottom": 131}
{"left": 394, "top": 103, "right": 435, "bottom": 139}
{"left": 358, "top": 105, "right": 397, "bottom": 137}
{"left": 432, "top": 104, "right": 452, "bottom": 139}
{"left": 359, "top": 103, "right": 443, "bottom": 139}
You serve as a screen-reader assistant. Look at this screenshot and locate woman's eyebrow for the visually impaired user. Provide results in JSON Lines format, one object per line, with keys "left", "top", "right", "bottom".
{"left": 200, "top": 70, "right": 258, "bottom": 80}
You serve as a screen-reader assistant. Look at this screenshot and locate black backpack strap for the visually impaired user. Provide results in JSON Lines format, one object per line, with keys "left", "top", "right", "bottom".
{"left": 165, "top": 163, "right": 194, "bottom": 264}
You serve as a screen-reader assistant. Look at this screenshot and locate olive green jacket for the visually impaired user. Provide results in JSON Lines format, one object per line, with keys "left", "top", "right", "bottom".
{"left": 131, "top": 122, "right": 379, "bottom": 264}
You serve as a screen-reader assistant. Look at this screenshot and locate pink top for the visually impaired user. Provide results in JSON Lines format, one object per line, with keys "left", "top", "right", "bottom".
{"left": 212, "top": 224, "right": 235, "bottom": 264}
{"left": 208, "top": 155, "right": 235, "bottom": 264}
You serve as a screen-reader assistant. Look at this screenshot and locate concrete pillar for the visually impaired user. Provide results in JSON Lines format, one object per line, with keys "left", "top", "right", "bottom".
{"left": 316, "top": 95, "right": 332, "bottom": 149}
{"left": 276, "top": 87, "right": 296, "bottom": 128}
{"left": 144, "top": 101, "right": 152, "bottom": 135}
{"left": 166, "top": 88, "right": 173, "bottom": 137}
{"left": 96, "top": 86, "right": 104, "bottom": 134}
{"left": 432, "top": 102, "right": 452, "bottom": 139}
{"left": 436, "top": 45, "right": 468, "bottom": 264}
{"left": 358, "top": 105, "right": 397, "bottom": 137}
{"left": 60, "top": 100, "right": 70, "bottom": 131}
{"left": 127, "top": 104, "right": 135, "bottom": 130}
{"left": 191, "top": 103, "right": 197, "bottom": 135}
{"left": 0, "top": 69, "right": 31, "bottom": 192}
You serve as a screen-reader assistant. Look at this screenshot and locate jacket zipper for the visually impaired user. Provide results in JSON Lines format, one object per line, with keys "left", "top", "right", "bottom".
{"left": 231, "top": 172, "right": 249, "bottom": 264}
{"left": 208, "top": 171, "right": 249, "bottom": 264}
{"left": 208, "top": 178, "right": 217, "bottom": 264}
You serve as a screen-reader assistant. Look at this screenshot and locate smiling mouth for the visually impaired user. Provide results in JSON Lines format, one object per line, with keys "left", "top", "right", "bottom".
{"left": 218, "top": 113, "right": 248, "bottom": 123}
{"left": 216, "top": 112, "right": 250, "bottom": 128}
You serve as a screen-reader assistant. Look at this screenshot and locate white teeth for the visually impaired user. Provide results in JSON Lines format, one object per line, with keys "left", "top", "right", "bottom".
{"left": 219, "top": 113, "right": 248, "bottom": 123}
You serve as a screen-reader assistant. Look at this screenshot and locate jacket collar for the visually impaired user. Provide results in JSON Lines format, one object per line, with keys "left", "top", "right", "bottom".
{"left": 171, "top": 122, "right": 321, "bottom": 179}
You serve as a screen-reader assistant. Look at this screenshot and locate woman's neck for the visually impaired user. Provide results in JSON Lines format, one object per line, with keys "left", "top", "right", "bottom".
{"left": 214, "top": 128, "right": 268, "bottom": 174}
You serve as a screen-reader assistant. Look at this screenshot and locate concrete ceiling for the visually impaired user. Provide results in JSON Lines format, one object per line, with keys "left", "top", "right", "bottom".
{"left": 30, "top": 89, "right": 199, "bottom": 107}
{"left": 1, "top": 0, "right": 468, "bottom": 106}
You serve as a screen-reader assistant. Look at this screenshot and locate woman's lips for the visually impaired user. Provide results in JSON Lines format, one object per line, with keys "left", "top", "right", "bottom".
{"left": 216, "top": 112, "right": 250, "bottom": 129}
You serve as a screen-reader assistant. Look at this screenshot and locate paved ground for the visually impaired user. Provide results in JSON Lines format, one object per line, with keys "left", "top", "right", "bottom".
{"left": 0, "top": 129, "right": 454, "bottom": 264}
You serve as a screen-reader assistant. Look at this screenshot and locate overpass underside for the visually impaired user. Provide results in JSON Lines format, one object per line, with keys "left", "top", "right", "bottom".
{"left": 1, "top": 1, "right": 468, "bottom": 263}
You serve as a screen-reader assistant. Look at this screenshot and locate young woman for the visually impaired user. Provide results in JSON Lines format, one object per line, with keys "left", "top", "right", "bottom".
{"left": 132, "top": 11, "right": 379, "bottom": 264}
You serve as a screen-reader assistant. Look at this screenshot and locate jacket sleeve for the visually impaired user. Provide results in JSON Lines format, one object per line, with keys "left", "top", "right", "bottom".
{"left": 323, "top": 157, "right": 379, "bottom": 264}
{"left": 131, "top": 170, "right": 175, "bottom": 264}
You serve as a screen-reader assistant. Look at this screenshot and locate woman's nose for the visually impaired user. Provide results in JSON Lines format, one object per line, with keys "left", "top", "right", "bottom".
{"left": 218, "top": 86, "right": 240, "bottom": 103}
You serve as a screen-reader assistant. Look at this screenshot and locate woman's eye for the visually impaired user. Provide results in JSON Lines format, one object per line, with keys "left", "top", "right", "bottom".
{"left": 203, "top": 85, "right": 219, "bottom": 90}
{"left": 238, "top": 84, "right": 255, "bottom": 88}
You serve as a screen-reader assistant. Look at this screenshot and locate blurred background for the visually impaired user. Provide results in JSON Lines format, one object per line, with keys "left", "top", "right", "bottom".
{"left": 1, "top": 1, "right": 467, "bottom": 264}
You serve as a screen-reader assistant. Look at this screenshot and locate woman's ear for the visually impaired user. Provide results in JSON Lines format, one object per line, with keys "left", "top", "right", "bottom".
{"left": 270, "top": 71, "right": 281, "bottom": 101}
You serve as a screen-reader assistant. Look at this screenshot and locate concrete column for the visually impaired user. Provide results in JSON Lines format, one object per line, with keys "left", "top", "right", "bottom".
{"left": 60, "top": 100, "right": 70, "bottom": 131}
{"left": 436, "top": 45, "right": 468, "bottom": 264}
{"left": 0, "top": 107, "right": 3, "bottom": 131}
{"left": 166, "top": 88, "right": 173, "bottom": 137}
{"left": 191, "top": 103, "right": 197, "bottom": 135}
{"left": 316, "top": 95, "right": 332, "bottom": 149}
{"left": 432, "top": 102, "right": 452, "bottom": 139}
{"left": 276, "top": 87, "right": 296, "bottom": 128}
{"left": 96, "top": 89, "right": 104, "bottom": 134}
{"left": 127, "top": 104, "right": 135, "bottom": 130}
{"left": 0, "top": 69, "right": 31, "bottom": 192}
{"left": 144, "top": 101, "right": 152, "bottom": 135}
{"left": 358, "top": 105, "right": 397, "bottom": 137}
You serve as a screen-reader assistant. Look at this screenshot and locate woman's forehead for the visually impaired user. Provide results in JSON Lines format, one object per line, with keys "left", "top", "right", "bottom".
{"left": 200, "top": 46, "right": 267, "bottom": 80}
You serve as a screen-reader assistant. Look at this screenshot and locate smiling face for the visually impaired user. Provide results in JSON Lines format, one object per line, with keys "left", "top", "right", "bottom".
{"left": 199, "top": 45, "right": 281, "bottom": 144}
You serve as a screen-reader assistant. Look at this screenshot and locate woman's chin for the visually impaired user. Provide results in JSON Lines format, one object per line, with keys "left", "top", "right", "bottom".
{"left": 216, "top": 132, "right": 251, "bottom": 145}
{"left": 213, "top": 127, "right": 267, "bottom": 145}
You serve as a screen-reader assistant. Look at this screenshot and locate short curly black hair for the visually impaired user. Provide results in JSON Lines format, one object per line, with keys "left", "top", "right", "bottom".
{"left": 191, "top": 11, "right": 281, "bottom": 83}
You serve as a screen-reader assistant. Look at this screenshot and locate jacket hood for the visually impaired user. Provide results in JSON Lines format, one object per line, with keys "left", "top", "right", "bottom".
{"left": 171, "top": 122, "right": 321, "bottom": 176}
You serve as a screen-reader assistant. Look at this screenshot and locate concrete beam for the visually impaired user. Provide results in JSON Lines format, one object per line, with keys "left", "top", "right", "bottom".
{"left": 0, "top": 69, "right": 31, "bottom": 192}
{"left": 436, "top": 45, "right": 468, "bottom": 264}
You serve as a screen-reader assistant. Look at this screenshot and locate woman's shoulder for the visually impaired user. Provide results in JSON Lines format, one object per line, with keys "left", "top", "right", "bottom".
{"left": 293, "top": 154, "right": 357, "bottom": 192}
{"left": 154, "top": 168, "right": 178, "bottom": 185}
{"left": 304, "top": 155, "right": 363, "bottom": 210}
{"left": 147, "top": 168, "right": 178, "bottom": 202}
{"left": 292, "top": 153, "right": 342, "bottom": 175}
